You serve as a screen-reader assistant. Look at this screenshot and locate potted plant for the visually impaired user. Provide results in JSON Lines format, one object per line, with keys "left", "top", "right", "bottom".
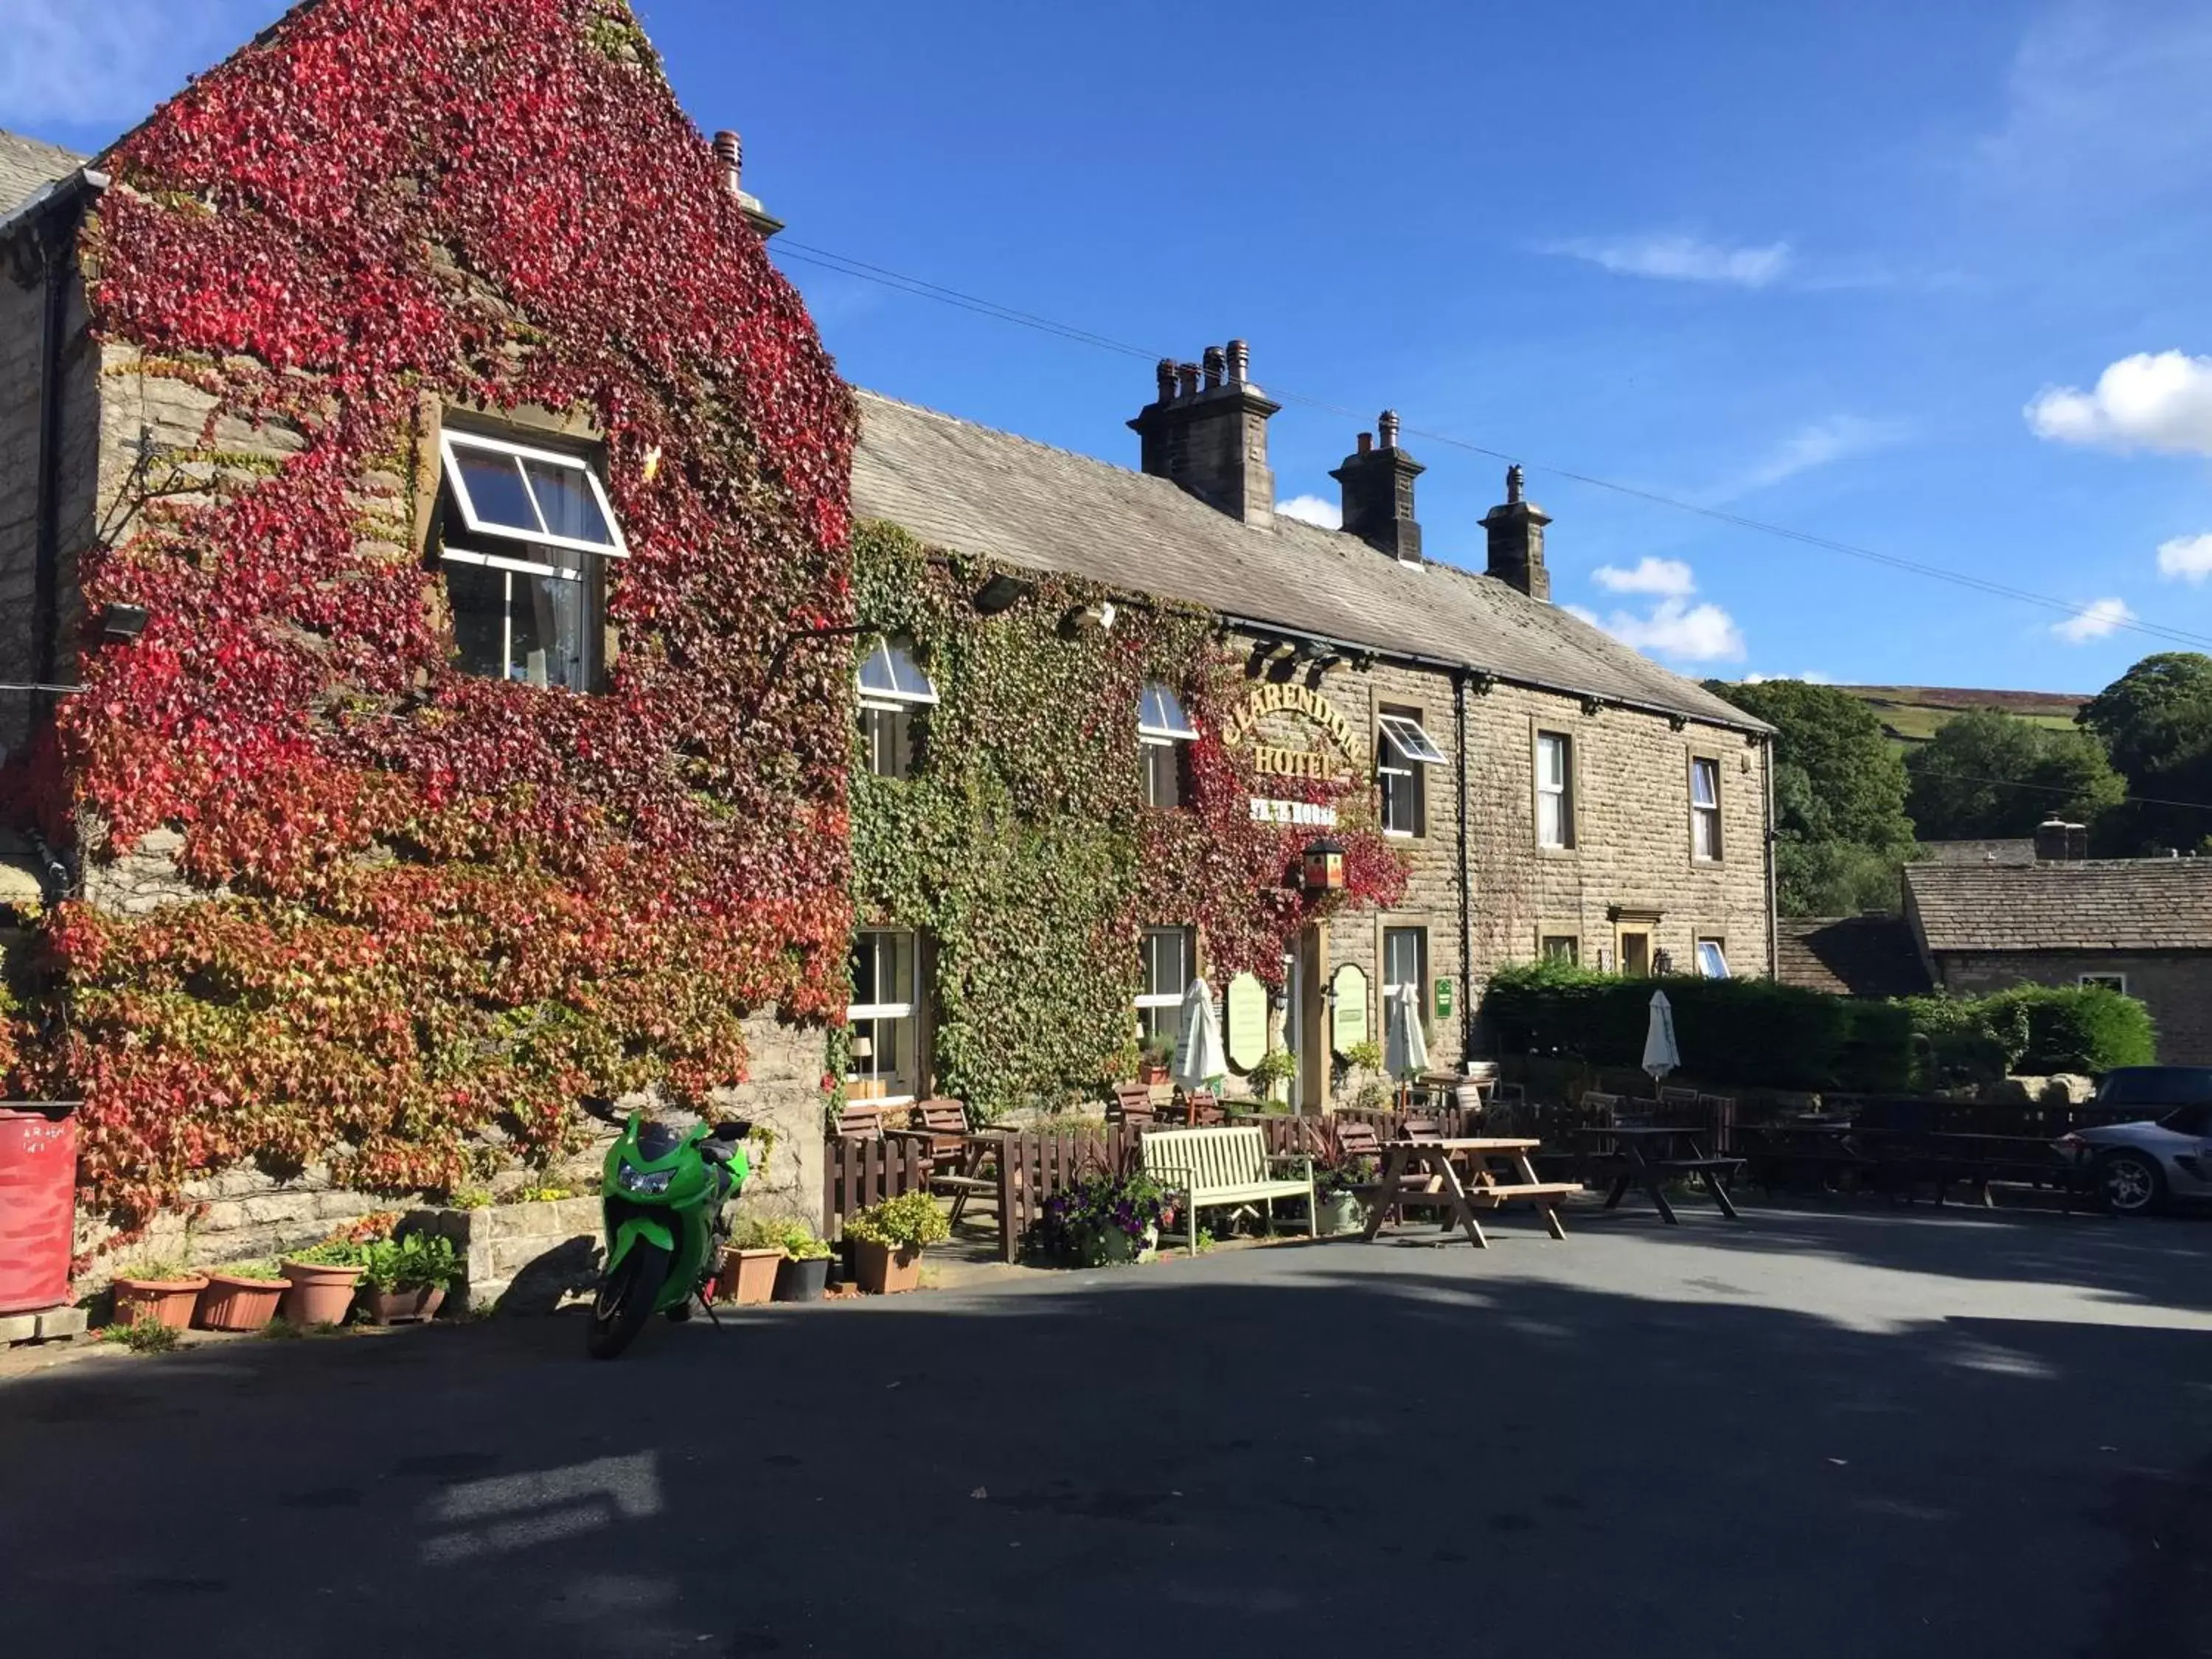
{"left": 358, "top": 1234, "right": 460, "bottom": 1325}
{"left": 281, "top": 1239, "right": 367, "bottom": 1326}
{"left": 1138, "top": 1032, "right": 1175, "bottom": 1085}
{"left": 110, "top": 1259, "right": 207, "bottom": 1332}
{"left": 721, "top": 1218, "right": 786, "bottom": 1307}
{"left": 1026, "top": 1173, "right": 1172, "bottom": 1267}
{"left": 194, "top": 1259, "right": 289, "bottom": 1332}
{"left": 1312, "top": 1161, "right": 1368, "bottom": 1236}
{"left": 842, "top": 1192, "right": 950, "bottom": 1294}
{"left": 1243, "top": 1047, "right": 1299, "bottom": 1107}
{"left": 770, "top": 1221, "right": 833, "bottom": 1303}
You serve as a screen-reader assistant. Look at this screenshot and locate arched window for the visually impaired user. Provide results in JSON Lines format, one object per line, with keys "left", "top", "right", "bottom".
{"left": 1138, "top": 682, "right": 1198, "bottom": 808}
{"left": 856, "top": 636, "right": 938, "bottom": 779}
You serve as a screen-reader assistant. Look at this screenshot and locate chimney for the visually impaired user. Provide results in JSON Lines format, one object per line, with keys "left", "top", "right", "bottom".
{"left": 1329, "top": 411, "right": 1425, "bottom": 564}
{"left": 1481, "top": 464, "right": 1551, "bottom": 600}
{"left": 2035, "top": 819, "right": 2087, "bottom": 862}
{"left": 1129, "top": 338, "right": 1280, "bottom": 528}
{"left": 713, "top": 129, "right": 785, "bottom": 242}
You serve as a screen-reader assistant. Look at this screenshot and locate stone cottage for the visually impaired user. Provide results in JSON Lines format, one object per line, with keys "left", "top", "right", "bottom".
{"left": 0, "top": 0, "right": 853, "bottom": 1261}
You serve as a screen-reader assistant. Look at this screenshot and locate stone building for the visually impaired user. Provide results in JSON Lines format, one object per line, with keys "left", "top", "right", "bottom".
{"left": 849, "top": 358, "right": 1776, "bottom": 1110}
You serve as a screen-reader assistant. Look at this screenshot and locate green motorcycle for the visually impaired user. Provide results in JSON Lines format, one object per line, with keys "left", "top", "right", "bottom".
{"left": 588, "top": 1111, "right": 753, "bottom": 1360}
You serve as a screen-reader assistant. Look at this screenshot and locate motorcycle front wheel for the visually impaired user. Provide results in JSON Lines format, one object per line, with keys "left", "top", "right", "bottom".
{"left": 586, "top": 1240, "right": 672, "bottom": 1360}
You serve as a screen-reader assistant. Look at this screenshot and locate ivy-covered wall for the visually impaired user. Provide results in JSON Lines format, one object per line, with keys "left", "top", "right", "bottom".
{"left": 0, "top": 0, "right": 855, "bottom": 1239}
{"left": 849, "top": 524, "right": 1408, "bottom": 1118}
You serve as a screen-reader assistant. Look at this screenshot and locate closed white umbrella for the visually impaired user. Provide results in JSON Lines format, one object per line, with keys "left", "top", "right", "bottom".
{"left": 1172, "top": 977, "right": 1227, "bottom": 1092}
{"left": 1642, "top": 990, "right": 1680, "bottom": 1084}
{"left": 1384, "top": 984, "right": 1430, "bottom": 1079}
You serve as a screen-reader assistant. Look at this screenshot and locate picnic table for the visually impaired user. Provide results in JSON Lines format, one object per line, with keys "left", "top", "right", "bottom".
{"left": 1572, "top": 1124, "right": 1745, "bottom": 1224}
{"left": 1853, "top": 1128, "right": 2076, "bottom": 1207}
{"left": 886, "top": 1127, "right": 1009, "bottom": 1230}
{"left": 1740, "top": 1119, "right": 1872, "bottom": 1196}
{"left": 1360, "top": 1137, "right": 1579, "bottom": 1248}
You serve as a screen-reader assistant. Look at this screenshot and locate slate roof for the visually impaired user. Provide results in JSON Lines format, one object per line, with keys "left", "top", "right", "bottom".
{"left": 1775, "top": 914, "right": 1931, "bottom": 998}
{"left": 1905, "top": 859, "right": 2212, "bottom": 954}
{"left": 0, "top": 131, "right": 86, "bottom": 216}
{"left": 852, "top": 391, "right": 1767, "bottom": 732}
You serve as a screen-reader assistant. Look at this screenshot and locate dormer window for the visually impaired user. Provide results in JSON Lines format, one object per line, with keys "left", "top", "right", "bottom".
{"left": 1138, "top": 683, "right": 1199, "bottom": 809}
{"left": 858, "top": 636, "right": 938, "bottom": 779}
{"left": 437, "top": 427, "right": 627, "bottom": 693}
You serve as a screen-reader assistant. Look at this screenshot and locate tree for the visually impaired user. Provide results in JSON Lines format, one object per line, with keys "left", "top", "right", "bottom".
{"left": 2078, "top": 653, "right": 2212, "bottom": 854}
{"left": 1706, "top": 680, "right": 1916, "bottom": 915}
{"left": 1905, "top": 708, "right": 2124, "bottom": 842}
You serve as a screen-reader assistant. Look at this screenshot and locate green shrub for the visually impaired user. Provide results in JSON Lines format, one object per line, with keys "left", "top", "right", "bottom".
{"left": 1902, "top": 985, "right": 2154, "bottom": 1077}
{"left": 844, "top": 1192, "right": 951, "bottom": 1251}
{"left": 358, "top": 1234, "right": 461, "bottom": 1293}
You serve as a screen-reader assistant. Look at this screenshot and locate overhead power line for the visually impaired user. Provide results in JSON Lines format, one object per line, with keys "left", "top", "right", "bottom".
{"left": 773, "top": 237, "right": 2212, "bottom": 656}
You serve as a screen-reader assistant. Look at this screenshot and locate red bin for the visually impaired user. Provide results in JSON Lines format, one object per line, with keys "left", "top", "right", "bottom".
{"left": 0, "top": 1105, "right": 78, "bottom": 1315}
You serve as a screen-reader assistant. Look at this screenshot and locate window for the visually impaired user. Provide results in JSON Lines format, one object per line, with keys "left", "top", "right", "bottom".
{"left": 1382, "top": 927, "right": 1428, "bottom": 1022}
{"left": 437, "top": 428, "right": 627, "bottom": 692}
{"left": 2080, "top": 972, "right": 2128, "bottom": 994}
{"left": 1541, "top": 935, "right": 1579, "bottom": 965}
{"left": 1377, "top": 711, "right": 1441, "bottom": 838}
{"left": 1136, "top": 927, "right": 1195, "bottom": 1048}
{"left": 1536, "top": 731, "right": 1575, "bottom": 849}
{"left": 1139, "top": 683, "right": 1198, "bottom": 810}
{"left": 1696, "top": 939, "right": 1731, "bottom": 979}
{"left": 857, "top": 636, "right": 939, "bottom": 781}
{"left": 849, "top": 931, "right": 920, "bottom": 1104}
{"left": 1619, "top": 931, "right": 1652, "bottom": 978}
{"left": 1691, "top": 757, "right": 1722, "bottom": 861}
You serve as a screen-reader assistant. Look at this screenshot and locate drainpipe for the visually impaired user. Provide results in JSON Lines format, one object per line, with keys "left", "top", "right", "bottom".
{"left": 1761, "top": 734, "right": 1779, "bottom": 978}
{"left": 31, "top": 218, "right": 70, "bottom": 723}
{"left": 1454, "top": 670, "right": 1474, "bottom": 1059}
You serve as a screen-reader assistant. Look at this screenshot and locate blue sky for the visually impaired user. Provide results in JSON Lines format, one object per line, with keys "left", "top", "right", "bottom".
{"left": 8, "top": 0, "right": 2212, "bottom": 693}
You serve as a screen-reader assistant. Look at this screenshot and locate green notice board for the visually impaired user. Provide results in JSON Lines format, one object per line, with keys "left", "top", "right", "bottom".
{"left": 1331, "top": 963, "right": 1369, "bottom": 1057}
{"left": 1434, "top": 978, "right": 1455, "bottom": 1020}
{"left": 1225, "top": 973, "right": 1268, "bottom": 1072}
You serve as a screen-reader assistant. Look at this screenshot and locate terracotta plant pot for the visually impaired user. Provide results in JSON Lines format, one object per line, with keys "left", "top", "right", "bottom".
{"left": 361, "top": 1285, "right": 446, "bottom": 1326}
{"left": 720, "top": 1247, "right": 781, "bottom": 1307}
{"left": 192, "top": 1274, "right": 287, "bottom": 1332}
{"left": 280, "top": 1261, "right": 364, "bottom": 1326}
{"left": 850, "top": 1239, "right": 923, "bottom": 1295}
{"left": 112, "top": 1275, "right": 206, "bottom": 1332}
{"left": 773, "top": 1256, "right": 830, "bottom": 1303}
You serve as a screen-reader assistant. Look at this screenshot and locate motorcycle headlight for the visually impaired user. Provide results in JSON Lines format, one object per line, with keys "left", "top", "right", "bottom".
{"left": 618, "top": 1165, "right": 675, "bottom": 1196}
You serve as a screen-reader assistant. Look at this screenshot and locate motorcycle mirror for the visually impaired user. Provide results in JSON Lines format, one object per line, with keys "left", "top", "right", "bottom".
{"left": 713, "top": 1119, "right": 755, "bottom": 1141}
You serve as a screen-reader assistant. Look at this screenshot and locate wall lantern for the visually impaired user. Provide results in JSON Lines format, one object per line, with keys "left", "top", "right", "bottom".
{"left": 100, "top": 603, "right": 150, "bottom": 644}
{"left": 1301, "top": 836, "right": 1346, "bottom": 894}
{"left": 972, "top": 574, "right": 1033, "bottom": 616}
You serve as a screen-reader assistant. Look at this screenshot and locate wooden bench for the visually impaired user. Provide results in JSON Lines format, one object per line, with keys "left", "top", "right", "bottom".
{"left": 1107, "top": 1082, "right": 1158, "bottom": 1127}
{"left": 835, "top": 1101, "right": 905, "bottom": 1141}
{"left": 1138, "top": 1127, "right": 1315, "bottom": 1256}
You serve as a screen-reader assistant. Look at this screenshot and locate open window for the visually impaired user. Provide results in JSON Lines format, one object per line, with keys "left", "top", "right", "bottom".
{"left": 437, "top": 428, "right": 628, "bottom": 692}
{"left": 858, "top": 636, "right": 939, "bottom": 780}
{"left": 1696, "top": 938, "right": 1731, "bottom": 979}
{"left": 1139, "top": 683, "right": 1198, "bottom": 809}
{"left": 1377, "top": 711, "right": 1441, "bottom": 838}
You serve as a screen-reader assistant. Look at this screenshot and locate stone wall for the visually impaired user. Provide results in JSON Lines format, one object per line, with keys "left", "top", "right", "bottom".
{"left": 1935, "top": 950, "right": 2211, "bottom": 1066}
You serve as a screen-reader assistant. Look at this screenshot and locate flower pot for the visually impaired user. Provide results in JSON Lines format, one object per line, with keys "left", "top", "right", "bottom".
{"left": 1316, "top": 1192, "right": 1366, "bottom": 1236}
{"left": 773, "top": 1256, "right": 830, "bottom": 1303}
{"left": 192, "top": 1274, "right": 287, "bottom": 1332}
{"left": 1140, "top": 1062, "right": 1169, "bottom": 1085}
{"left": 361, "top": 1285, "right": 446, "bottom": 1326}
{"left": 850, "top": 1239, "right": 923, "bottom": 1295}
{"left": 1082, "top": 1223, "right": 1160, "bottom": 1266}
{"left": 112, "top": 1275, "right": 206, "bottom": 1332}
{"left": 280, "top": 1261, "right": 365, "bottom": 1326}
{"left": 720, "top": 1247, "right": 781, "bottom": 1307}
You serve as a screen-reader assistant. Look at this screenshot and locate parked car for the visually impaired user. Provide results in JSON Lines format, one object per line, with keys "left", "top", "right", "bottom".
{"left": 2056, "top": 1073, "right": 2212, "bottom": 1214}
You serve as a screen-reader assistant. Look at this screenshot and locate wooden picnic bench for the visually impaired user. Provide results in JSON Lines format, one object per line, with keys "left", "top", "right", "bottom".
{"left": 1573, "top": 1124, "right": 1745, "bottom": 1223}
{"left": 1138, "top": 1126, "right": 1315, "bottom": 1256}
{"left": 1361, "top": 1137, "right": 1580, "bottom": 1248}
{"left": 884, "top": 1099, "right": 1004, "bottom": 1226}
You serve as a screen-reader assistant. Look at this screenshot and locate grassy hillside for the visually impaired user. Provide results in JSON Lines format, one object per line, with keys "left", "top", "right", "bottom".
{"left": 1834, "top": 684, "right": 2088, "bottom": 746}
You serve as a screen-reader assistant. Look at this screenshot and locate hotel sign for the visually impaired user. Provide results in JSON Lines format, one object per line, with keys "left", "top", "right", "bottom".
{"left": 1249, "top": 799, "right": 1338, "bottom": 827}
{"left": 1220, "top": 683, "right": 1358, "bottom": 781}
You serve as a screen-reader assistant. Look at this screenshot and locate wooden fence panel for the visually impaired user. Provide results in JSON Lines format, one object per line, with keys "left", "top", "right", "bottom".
{"left": 821, "top": 1138, "right": 933, "bottom": 1241}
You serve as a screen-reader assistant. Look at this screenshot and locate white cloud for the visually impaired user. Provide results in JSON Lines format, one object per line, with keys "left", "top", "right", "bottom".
{"left": 0, "top": 1, "right": 279, "bottom": 128}
{"left": 2051, "top": 597, "right": 2135, "bottom": 642}
{"left": 1591, "top": 557, "right": 1697, "bottom": 599}
{"left": 1276, "top": 495, "right": 1342, "bottom": 530}
{"left": 2026, "top": 352, "right": 2212, "bottom": 456}
{"left": 2157, "top": 533, "right": 2212, "bottom": 582}
{"left": 1713, "top": 415, "right": 1907, "bottom": 501}
{"left": 1569, "top": 598, "right": 1747, "bottom": 664}
{"left": 1544, "top": 233, "right": 1792, "bottom": 289}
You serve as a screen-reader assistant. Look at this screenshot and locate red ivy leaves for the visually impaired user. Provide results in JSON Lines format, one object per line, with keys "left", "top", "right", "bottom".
{"left": 21, "top": 0, "right": 857, "bottom": 1232}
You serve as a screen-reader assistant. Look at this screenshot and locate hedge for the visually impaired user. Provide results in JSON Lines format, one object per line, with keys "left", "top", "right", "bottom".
{"left": 1485, "top": 962, "right": 2152, "bottom": 1091}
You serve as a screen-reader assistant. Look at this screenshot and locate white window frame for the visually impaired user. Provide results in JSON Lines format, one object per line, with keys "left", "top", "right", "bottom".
{"left": 1136, "top": 926, "right": 1194, "bottom": 1044}
{"left": 439, "top": 428, "right": 630, "bottom": 561}
{"left": 1696, "top": 939, "right": 1731, "bottom": 979}
{"left": 2079, "top": 972, "right": 2128, "bottom": 994}
{"left": 1537, "top": 731, "right": 1575, "bottom": 849}
{"left": 1377, "top": 714, "right": 1445, "bottom": 765}
{"left": 1382, "top": 926, "right": 1428, "bottom": 1012}
{"left": 857, "top": 636, "right": 939, "bottom": 709}
{"left": 1691, "top": 756, "right": 1723, "bottom": 863}
{"left": 1139, "top": 683, "right": 1197, "bottom": 810}
{"left": 848, "top": 930, "right": 920, "bottom": 1107}
{"left": 1377, "top": 712, "right": 1435, "bottom": 840}
{"left": 1540, "top": 934, "right": 1579, "bottom": 965}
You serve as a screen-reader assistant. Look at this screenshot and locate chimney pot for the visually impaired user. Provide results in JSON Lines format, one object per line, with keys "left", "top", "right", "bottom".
{"left": 1332, "top": 417, "right": 1425, "bottom": 563}
{"left": 1378, "top": 410, "right": 1400, "bottom": 450}
{"left": 713, "top": 130, "right": 742, "bottom": 194}
{"left": 1155, "top": 359, "right": 1177, "bottom": 403}
{"left": 1203, "top": 346, "right": 1226, "bottom": 390}
{"left": 1357, "top": 431, "right": 1373, "bottom": 455}
{"left": 1130, "top": 344, "right": 1281, "bottom": 526}
{"left": 2034, "top": 818, "right": 2076, "bottom": 861}
{"left": 1176, "top": 362, "right": 1201, "bottom": 400}
{"left": 1226, "top": 339, "right": 1250, "bottom": 383}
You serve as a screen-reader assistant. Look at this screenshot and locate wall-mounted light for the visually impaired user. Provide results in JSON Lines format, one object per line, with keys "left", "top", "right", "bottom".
{"left": 1300, "top": 836, "right": 1346, "bottom": 894}
{"left": 1062, "top": 601, "right": 1116, "bottom": 636}
{"left": 972, "top": 574, "right": 1033, "bottom": 616}
{"left": 100, "top": 603, "right": 150, "bottom": 644}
